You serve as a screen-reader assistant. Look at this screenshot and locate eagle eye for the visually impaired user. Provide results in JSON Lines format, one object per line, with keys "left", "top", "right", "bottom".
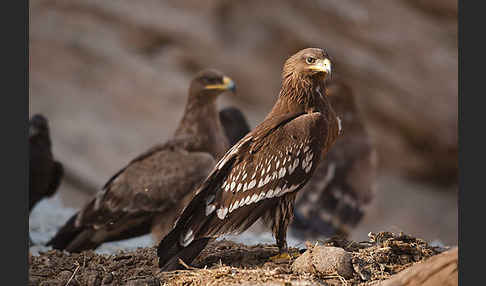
{"left": 207, "top": 77, "right": 220, "bottom": 84}
{"left": 305, "top": 57, "right": 316, "bottom": 64}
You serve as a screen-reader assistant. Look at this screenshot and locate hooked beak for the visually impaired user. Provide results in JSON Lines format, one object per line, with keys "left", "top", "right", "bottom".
{"left": 205, "top": 76, "right": 236, "bottom": 93}
{"left": 308, "top": 58, "right": 332, "bottom": 75}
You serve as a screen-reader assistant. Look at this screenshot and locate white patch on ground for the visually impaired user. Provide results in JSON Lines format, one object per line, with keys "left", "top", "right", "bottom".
{"left": 223, "top": 229, "right": 304, "bottom": 248}
{"left": 29, "top": 195, "right": 77, "bottom": 246}
{"left": 93, "top": 235, "right": 154, "bottom": 255}
{"left": 29, "top": 194, "right": 154, "bottom": 256}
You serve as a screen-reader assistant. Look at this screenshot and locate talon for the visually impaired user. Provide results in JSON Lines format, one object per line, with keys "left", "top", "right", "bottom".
{"left": 269, "top": 251, "right": 300, "bottom": 263}
{"left": 270, "top": 252, "right": 292, "bottom": 263}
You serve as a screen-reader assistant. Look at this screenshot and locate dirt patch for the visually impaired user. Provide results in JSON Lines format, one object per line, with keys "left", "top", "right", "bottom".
{"left": 29, "top": 248, "right": 159, "bottom": 286}
{"left": 29, "top": 232, "right": 447, "bottom": 285}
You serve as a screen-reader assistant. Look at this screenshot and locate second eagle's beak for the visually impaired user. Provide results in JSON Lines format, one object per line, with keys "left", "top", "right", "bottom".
{"left": 308, "top": 58, "right": 332, "bottom": 75}
{"left": 205, "top": 76, "right": 236, "bottom": 93}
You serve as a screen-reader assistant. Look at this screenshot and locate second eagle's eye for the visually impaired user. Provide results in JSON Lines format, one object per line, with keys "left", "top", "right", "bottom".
{"left": 205, "top": 78, "right": 217, "bottom": 84}
{"left": 306, "top": 57, "right": 316, "bottom": 64}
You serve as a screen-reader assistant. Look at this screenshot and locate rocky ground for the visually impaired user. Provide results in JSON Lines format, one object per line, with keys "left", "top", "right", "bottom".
{"left": 29, "top": 232, "right": 453, "bottom": 286}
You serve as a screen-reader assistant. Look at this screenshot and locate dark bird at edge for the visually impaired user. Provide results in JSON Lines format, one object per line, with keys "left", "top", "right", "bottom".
{"left": 157, "top": 48, "right": 342, "bottom": 271}
{"left": 291, "top": 79, "right": 377, "bottom": 239}
{"left": 219, "top": 106, "right": 251, "bottom": 146}
{"left": 29, "top": 114, "right": 64, "bottom": 213}
{"left": 47, "top": 69, "right": 236, "bottom": 252}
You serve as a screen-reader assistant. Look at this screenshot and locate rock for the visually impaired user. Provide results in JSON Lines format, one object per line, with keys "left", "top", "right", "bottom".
{"left": 291, "top": 250, "right": 314, "bottom": 273}
{"left": 292, "top": 246, "right": 353, "bottom": 279}
{"left": 378, "top": 247, "right": 458, "bottom": 286}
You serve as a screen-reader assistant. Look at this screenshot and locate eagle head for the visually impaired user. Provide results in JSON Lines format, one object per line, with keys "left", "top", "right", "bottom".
{"left": 29, "top": 114, "right": 49, "bottom": 138}
{"left": 189, "top": 69, "right": 236, "bottom": 101}
{"left": 283, "top": 48, "right": 332, "bottom": 82}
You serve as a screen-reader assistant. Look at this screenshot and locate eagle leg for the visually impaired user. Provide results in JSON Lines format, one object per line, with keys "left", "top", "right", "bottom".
{"left": 269, "top": 195, "right": 300, "bottom": 262}
{"left": 269, "top": 234, "right": 300, "bottom": 262}
{"left": 269, "top": 221, "right": 300, "bottom": 262}
{"left": 276, "top": 222, "right": 289, "bottom": 253}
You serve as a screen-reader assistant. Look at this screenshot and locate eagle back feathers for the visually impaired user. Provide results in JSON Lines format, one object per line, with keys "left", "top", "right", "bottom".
{"left": 169, "top": 111, "right": 331, "bottom": 247}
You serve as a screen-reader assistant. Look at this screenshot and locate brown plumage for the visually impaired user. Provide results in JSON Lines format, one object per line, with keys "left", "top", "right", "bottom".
{"left": 47, "top": 69, "right": 236, "bottom": 252}
{"left": 29, "top": 114, "right": 64, "bottom": 212}
{"left": 291, "top": 79, "right": 377, "bottom": 239}
{"left": 219, "top": 106, "right": 251, "bottom": 146}
{"left": 157, "top": 48, "right": 341, "bottom": 271}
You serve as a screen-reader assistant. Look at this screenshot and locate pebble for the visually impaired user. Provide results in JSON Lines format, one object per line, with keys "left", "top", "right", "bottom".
{"left": 291, "top": 246, "right": 353, "bottom": 279}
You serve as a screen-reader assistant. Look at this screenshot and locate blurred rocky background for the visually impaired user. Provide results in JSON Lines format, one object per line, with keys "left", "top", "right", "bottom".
{"left": 29, "top": 0, "right": 458, "bottom": 248}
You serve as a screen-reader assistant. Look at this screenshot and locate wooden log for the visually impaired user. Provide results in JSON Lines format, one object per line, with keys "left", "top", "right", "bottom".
{"left": 379, "top": 247, "right": 458, "bottom": 286}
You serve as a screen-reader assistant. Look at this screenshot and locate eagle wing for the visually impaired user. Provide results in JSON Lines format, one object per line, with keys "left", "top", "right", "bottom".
{"left": 48, "top": 136, "right": 217, "bottom": 252}
{"left": 75, "top": 139, "right": 216, "bottom": 230}
{"left": 170, "top": 111, "right": 332, "bottom": 246}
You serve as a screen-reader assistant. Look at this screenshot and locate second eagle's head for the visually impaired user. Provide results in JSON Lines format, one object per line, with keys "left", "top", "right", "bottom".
{"left": 189, "top": 69, "right": 236, "bottom": 103}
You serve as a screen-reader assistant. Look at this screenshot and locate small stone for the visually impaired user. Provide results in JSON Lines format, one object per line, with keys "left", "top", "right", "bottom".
{"left": 292, "top": 246, "right": 353, "bottom": 279}
{"left": 291, "top": 250, "right": 315, "bottom": 274}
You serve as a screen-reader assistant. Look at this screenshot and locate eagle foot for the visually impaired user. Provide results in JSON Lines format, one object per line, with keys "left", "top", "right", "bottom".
{"left": 269, "top": 251, "right": 300, "bottom": 263}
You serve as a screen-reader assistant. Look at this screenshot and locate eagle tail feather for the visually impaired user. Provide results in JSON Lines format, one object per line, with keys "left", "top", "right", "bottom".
{"left": 46, "top": 213, "right": 83, "bottom": 250}
{"left": 157, "top": 187, "right": 217, "bottom": 270}
{"left": 158, "top": 236, "right": 211, "bottom": 271}
{"left": 158, "top": 154, "right": 237, "bottom": 270}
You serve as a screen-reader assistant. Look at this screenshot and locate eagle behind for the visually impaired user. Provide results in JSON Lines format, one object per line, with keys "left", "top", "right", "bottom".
{"left": 291, "top": 79, "right": 377, "bottom": 239}
{"left": 29, "top": 114, "right": 64, "bottom": 212}
{"left": 158, "top": 48, "right": 341, "bottom": 271}
{"left": 219, "top": 106, "right": 251, "bottom": 146}
{"left": 47, "top": 69, "right": 237, "bottom": 252}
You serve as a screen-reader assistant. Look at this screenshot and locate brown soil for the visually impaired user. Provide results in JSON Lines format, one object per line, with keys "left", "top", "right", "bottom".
{"left": 29, "top": 232, "right": 447, "bottom": 285}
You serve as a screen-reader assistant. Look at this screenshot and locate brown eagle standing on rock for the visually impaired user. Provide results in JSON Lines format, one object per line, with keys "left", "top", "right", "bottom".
{"left": 291, "top": 79, "right": 377, "bottom": 239}
{"left": 47, "top": 69, "right": 236, "bottom": 252}
{"left": 157, "top": 48, "right": 341, "bottom": 271}
{"left": 29, "top": 114, "right": 64, "bottom": 213}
